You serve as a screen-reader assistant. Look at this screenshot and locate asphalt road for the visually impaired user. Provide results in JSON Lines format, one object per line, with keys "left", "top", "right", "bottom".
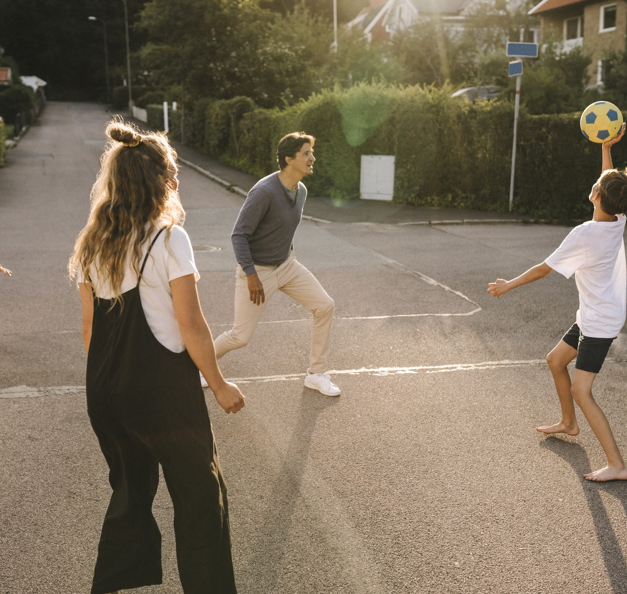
{"left": 2, "top": 102, "right": 627, "bottom": 594}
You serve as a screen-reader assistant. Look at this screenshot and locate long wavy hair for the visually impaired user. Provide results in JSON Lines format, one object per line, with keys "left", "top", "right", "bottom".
{"left": 69, "top": 118, "right": 184, "bottom": 304}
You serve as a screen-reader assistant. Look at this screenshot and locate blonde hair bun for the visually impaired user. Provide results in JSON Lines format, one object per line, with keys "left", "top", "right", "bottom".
{"left": 107, "top": 119, "right": 141, "bottom": 147}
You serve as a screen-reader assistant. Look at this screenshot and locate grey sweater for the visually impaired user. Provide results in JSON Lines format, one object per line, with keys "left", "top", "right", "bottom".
{"left": 231, "top": 172, "right": 307, "bottom": 275}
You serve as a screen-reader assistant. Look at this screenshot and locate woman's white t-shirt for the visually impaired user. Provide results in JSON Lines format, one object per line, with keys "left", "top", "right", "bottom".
{"left": 79, "top": 225, "right": 199, "bottom": 352}
{"left": 544, "top": 215, "right": 626, "bottom": 338}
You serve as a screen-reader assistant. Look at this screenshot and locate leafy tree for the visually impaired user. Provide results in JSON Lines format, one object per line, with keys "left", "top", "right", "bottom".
{"left": 503, "top": 45, "right": 592, "bottom": 114}
{"left": 391, "top": 20, "right": 475, "bottom": 87}
{"left": 0, "top": 0, "right": 148, "bottom": 100}
{"left": 330, "top": 28, "right": 407, "bottom": 87}
{"left": 259, "top": 0, "right": 367, "bottom": 22}
{"left": 598, "top": 49, "right": 627, "bottom": 107}
{"left": 140, "top": 0, "right": 338, "bottom": 108}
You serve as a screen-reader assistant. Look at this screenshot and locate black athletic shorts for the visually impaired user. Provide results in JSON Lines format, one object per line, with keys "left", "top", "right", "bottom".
{"left": 561, "top": 323, "right": 615, "bottom": 374}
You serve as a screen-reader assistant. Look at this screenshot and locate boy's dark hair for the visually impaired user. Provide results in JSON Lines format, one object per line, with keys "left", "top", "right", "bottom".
{"left": 598, "top": 169, "right": 627, "bottom": 215}
{"left": 276, "top": 132, "right": 315, "bottom": 170}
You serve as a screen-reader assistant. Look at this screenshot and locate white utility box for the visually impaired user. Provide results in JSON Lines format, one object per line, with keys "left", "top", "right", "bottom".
{"left": 360, "top": 155, "right": 395, "bottom": 201}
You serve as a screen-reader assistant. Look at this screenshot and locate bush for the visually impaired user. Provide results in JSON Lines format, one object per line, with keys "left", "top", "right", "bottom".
{"left": 112, "top": 86, "right": 130, "bottom": 110}
{"left": 112, "top": 86, "right": 150, "bottom": 110}
{"left": 146, "top": 104, "right": 182, "bottom": 140}
{"left": 135, "top": 90, "right": 165, "bottom": 109}
{"left": 0, "top": 117, "right": 6, "bottom": 167}
{"left": 180, "top": 83, "right": 617, "bottom": 221}
{"left": 0, "top": 84, "right": 35, "bottom": 125}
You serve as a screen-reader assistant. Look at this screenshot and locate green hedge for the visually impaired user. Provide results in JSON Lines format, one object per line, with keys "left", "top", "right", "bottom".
{"left": 146, "top": 104, "right": 182, "bottom": 139}
{"left": 0, "top": 84, "right": 35, "bottom": 125}
{"left": 0, "top": 117, "right": 6, "bottom": 167}
{"left": 177, "top": 83, "right": 623, "bottom": 220}
{"left": 112, "top": 86, "right": 151, "bottom": 110}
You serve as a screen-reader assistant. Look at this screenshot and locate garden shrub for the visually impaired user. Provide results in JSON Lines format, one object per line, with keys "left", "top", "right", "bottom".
{"left": 146, "top": 104, "right": 182, "bottom": 140}
{"left": 135, "top": 90, "right": 165, "bottom": 109}
{"left": 180, "top": 83, "right": 620, "bottom": 220}
{"left": 112, "top": 86, "right": 129, "bottom": 110}
{"left": 0, "top": 117, "right": 6, "bottom": 167}
{"left": 112, "top": 86, "right": 149, "bottom": 110}
{"left": 0, "top": 84, "right": 34, "bottom": 125}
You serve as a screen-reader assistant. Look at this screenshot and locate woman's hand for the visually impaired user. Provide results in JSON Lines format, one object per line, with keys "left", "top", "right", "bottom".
{"left": 213, "top": 381, "right": 246, "bottom": 414}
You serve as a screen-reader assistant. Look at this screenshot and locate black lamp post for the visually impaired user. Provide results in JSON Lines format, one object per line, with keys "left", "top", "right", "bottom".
{"left": 88, "top": 16, "right": 110, "bottom": 102}
{"left": 121, "top": 0, "right": 133, "bottom": 109}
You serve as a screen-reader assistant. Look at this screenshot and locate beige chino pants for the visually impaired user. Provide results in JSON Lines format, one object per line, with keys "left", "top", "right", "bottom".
{"left": 214, "top": 253, "right": 334, "bottom": 374}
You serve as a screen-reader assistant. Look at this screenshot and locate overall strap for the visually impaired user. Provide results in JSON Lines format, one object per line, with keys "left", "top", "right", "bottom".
{"left": 138, "top": 228, "right": 165, "bottom": 282}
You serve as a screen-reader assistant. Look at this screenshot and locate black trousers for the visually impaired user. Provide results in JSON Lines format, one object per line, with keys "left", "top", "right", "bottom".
{"left": 89, "top": 404, "right": 235, "bottom": 594}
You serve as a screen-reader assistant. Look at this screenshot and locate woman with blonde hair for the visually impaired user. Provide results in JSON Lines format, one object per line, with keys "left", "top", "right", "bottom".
{"left": 70, "top": 118, "right": 244, "bottom": 594}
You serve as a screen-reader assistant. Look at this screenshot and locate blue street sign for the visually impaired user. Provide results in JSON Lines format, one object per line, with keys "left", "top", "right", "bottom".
{"left": 506, "top": 42, "right": 538, "bottom": 58}
{"left": 509, "top": 60, "right": 523, "bottom": 77}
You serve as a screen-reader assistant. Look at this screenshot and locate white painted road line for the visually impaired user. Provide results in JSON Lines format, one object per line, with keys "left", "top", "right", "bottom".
{"left": 16, "top": 357, "right": 627, "bottom": 398}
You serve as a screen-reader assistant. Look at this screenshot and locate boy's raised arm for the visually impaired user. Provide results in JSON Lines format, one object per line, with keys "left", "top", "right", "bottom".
{"left": 488, "top": 262, "right": 553, "bottom": 298}
{"left": 602, "top": 122, "right": 626, "bottom": 172}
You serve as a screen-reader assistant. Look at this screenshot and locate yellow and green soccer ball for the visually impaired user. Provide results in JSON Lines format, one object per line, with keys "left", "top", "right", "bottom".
{"left": 580, "top": 101, "right": 623, "bottom": 143}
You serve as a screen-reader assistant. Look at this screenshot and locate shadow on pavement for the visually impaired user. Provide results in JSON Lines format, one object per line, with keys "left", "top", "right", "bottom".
{"left": 541, "top": 436, "right": 627, "bottom": 593}
{"left": 243, "top": 390, "right": 340, "bottom": 590}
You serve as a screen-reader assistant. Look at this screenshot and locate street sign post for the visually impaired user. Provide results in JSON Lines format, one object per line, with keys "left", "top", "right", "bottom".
{"left": 507, "top": 42, "right": 538, "bottom": 58}
{"left": 508, "top": 60, "right": 523, "bottom": 77}
{"left": 507, "top": 43, "right": 538, "bottom": 212}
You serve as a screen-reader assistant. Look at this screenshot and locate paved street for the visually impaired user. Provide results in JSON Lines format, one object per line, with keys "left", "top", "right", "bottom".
{"left": 3, "top": 102, "right": 627, "bottom": 593}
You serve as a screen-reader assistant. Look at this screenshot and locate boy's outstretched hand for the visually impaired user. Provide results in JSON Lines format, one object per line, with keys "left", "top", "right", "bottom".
{"left": 488, "top": 279, "right": 511, "bottom": 297}
{"left": 605, "top": 122, "right": 626, "bottom": 148}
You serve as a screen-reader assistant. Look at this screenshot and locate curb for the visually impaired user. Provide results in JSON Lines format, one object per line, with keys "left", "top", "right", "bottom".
{"left": 179, "top": 157, "right": 333, "bottom": 224}
{"left": 178, "top": 157, "right": 561, "bottom": 227}
{"left": 178, "top": 157, "right": 248, "bottom": 198}
{"left": 398, "top": 218, "right": 531, "bottom": 226}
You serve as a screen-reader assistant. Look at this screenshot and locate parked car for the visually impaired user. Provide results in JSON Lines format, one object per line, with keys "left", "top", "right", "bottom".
{"left": 451, "top": 85, "right": 501, "bottom": 102}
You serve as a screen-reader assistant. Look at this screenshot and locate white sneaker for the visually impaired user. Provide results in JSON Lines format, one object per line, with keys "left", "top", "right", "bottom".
{"left": 304, "top": 370, "right": 341, "bottom": 396}
{"left": 200, "top": 372, "right": 208, "bottom": 388}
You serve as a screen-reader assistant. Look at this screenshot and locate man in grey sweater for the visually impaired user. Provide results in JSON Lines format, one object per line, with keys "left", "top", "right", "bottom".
{"left": 212, "top": 132, "right": 340, "bottom": 396}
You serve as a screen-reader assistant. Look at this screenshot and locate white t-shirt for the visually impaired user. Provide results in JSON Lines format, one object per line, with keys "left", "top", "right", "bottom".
{"left": 78, "top": 225, "right": 199, "bottom": 352}
{"left": 545, "top": 215, "right": 627, "bottom": 338}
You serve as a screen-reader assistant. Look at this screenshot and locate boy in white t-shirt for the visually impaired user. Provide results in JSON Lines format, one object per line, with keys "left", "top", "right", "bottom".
{"left": 488, "top": 125, "right": 627, "bottom": 482}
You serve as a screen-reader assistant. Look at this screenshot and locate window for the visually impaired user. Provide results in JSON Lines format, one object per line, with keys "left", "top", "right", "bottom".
{"left": 565, "top": 16, "right": 582, "bottom": 40}
{"left": 600, "top": 4, "right": 617, "bottom": 32}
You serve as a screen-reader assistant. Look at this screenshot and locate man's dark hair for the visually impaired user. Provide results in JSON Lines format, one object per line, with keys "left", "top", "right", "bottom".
{"left": 598, "top": 169, "right": 627, "bottom": 215}
{"left": 276, "top": 132, "right": 315, "bottom": 170}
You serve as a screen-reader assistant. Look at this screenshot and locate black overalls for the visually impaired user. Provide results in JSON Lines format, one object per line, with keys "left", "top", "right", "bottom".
{"left": 86, "top": 230, "right": 237, "bottom": 594}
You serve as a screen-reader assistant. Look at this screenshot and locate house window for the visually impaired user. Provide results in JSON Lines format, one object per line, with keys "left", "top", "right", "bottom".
{"left": 600, "top": 4, "right": 617, "bottom": 32}
{"left": 565, "top": 16, "right": 582, "bottom": 40}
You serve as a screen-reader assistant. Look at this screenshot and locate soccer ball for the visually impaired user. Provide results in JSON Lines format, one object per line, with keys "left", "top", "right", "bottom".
{"left": 580, "top": 101, "right": 624, "bottom": 143}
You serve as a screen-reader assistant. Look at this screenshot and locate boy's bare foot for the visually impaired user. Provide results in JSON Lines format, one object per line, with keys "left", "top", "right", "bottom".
{"left": 536, "top": 422, "right": 579, "bottom": 436}
{"left": 584, "top": 465, "right": 627, "bottom": 482}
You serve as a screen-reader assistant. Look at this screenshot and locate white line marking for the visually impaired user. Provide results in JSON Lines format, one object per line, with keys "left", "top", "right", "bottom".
{"left": 213, "top": 257, "right": 481, "bottom": 326}
{"left": 0, "top": 385, "right": 85, "bottom": 399}
{"left": 227, "top": 359, "right": 549, "bottom": 384}
{"left": 5, "top": 358, "right": 626, "bottom": 398}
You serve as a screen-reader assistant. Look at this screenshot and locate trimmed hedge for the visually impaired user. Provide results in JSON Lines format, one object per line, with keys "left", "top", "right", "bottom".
{"left": 176, "top": 83, "right": 623, "bottom": 220}
{"left": 0, "top": 84, "right": 35, "bottom": 125}
{"left": 146, "top": 104, "right": 182, "bottom": 139}
{"left": 0, "top": 117, "right": 6, "bottom": 167}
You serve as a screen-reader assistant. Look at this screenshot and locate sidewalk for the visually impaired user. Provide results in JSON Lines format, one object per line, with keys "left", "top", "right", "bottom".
{"left": 146, "top": 122, "right": 533, "bottom": 226}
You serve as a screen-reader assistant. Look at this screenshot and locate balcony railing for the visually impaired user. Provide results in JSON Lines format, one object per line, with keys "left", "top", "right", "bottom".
{"left": 562, "top": 37, "right": 584, "bottom": 52}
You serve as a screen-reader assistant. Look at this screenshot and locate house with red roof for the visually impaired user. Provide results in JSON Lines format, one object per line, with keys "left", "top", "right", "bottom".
{"left": 529, "top": 0, "right": 627, "bottom": 85}
{"left": 348, "top": 0, "right": 474, "bottom": 42}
